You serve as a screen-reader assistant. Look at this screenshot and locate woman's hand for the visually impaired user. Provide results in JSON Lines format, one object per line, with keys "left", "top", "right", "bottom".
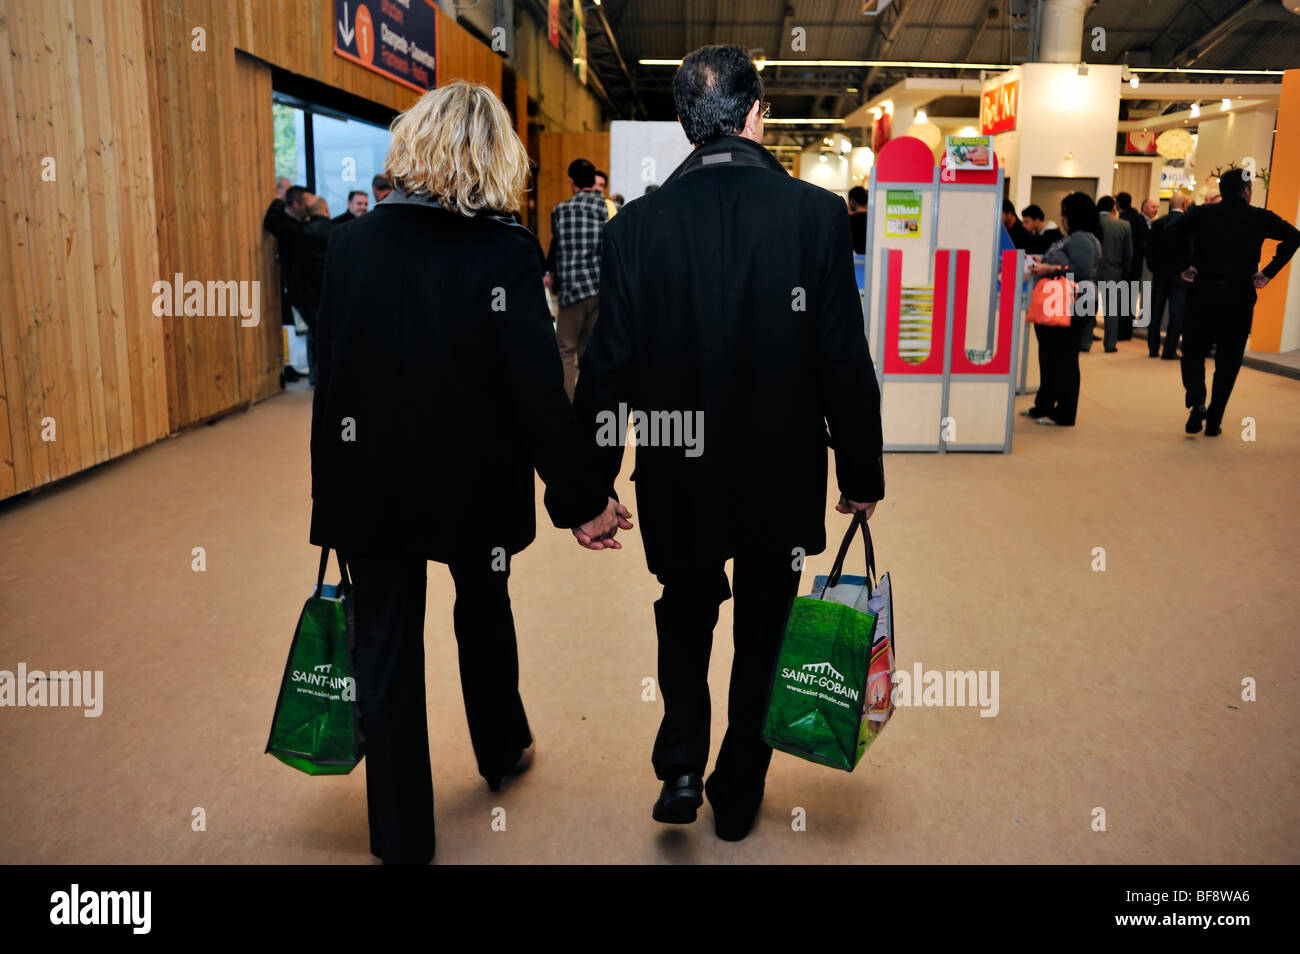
{"left": 572, "top": 498, "right": 634, "bottom": 550}
{"left": 1030, "top": 262, "right": 1057, "bottom": 277}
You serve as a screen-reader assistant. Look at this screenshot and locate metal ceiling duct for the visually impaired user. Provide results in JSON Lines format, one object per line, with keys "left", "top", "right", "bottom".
{"left": 1038, "top": 0, "right": 1090, "bottom": 63}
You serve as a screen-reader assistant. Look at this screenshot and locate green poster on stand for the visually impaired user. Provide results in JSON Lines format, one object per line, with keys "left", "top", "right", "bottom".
{"left": 885, "top": 189, "right": 921, "bottom": 237}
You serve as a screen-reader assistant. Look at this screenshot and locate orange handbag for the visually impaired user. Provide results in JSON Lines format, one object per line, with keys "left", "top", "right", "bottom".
{"left": 1026, "top": 276, "right": 1076, "bottom": 326}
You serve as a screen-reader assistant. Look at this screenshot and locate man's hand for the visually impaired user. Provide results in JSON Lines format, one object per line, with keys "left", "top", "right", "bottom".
{"left": 543, "top": 273, "right": 553, "bottom": 290}
{"left": 572, "top": 497, "right": 634, "bottom": 550}
{"left": 835, "top": 495, "right": 878, "bottom": 519}
{"left": 1181, "top": 265, "right": 1197, "bottom": 283}
{"left": 1253, "top": 271, "right": 1271, "bottom": 289}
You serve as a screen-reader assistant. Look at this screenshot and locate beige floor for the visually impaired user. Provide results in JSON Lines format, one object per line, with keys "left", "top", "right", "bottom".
{"left": 1, "top": 342, "right": 1297, "bottom": 864}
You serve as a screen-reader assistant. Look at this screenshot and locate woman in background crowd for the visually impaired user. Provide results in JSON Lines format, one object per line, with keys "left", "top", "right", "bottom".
{"left": 1024, "top": 192, "right": 1103, "bottom": 427}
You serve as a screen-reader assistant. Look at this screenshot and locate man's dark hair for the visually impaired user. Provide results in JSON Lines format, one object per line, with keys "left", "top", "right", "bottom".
{"left": 372, "top": 174, "right": 391, "bottom": 191}
{"left": 848, "top": 186, "right": 869, "bottom": 209}
{"left": 1096, "top": 194, "right": 1115, "bottom": 213}
{"left": 595, "top": 169, "right": 608, "bottom": 181}
{"left": 1062, "top": 192, "right": 1103, "bottom": 239}
{"left": 1219, "top": 168, "right": 1250, "bottom": 198}
{"left": 673, "top": 44, "right": 763, "bottom": 146}
{"left": 1116, "top": 191, "right": 1133, "bottom": 210}
{"left": 1002, "top": 198, "right": 1016, "bottom": 215}
{"left": 1021, "top": 204, "right": 1044, "bottom": 221}
{"left": 568, "top": 158, "right": 597, "bottom": 188}
{"left": 347, "top": 190, "right": 367, "bottom": 201}
{"left": 285, "top": 185, "right": 307, "bottom": 207}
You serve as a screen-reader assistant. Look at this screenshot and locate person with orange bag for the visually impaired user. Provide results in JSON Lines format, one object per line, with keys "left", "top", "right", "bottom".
{"left": 1021, "top": 192, "right": 1103, "bottom": 427}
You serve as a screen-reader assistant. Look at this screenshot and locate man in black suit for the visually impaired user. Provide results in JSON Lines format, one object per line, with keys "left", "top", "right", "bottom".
{"left": 1144, "top": 193, "right": 1191, "bottom": 359}
{"left": 264, "top": 186, "right": 331, "bottom": 383}
{"left": 331, "top": 190, "right": 369, "bottom": 225}
{"left": 1170, "top": 169, "right": 1300, "bottom": 436}
{"left": 575, "top": 45, "right": 885, "bottom": 842}
{"left": 1116, "top": 192, "right": 1148, "bottom": 340}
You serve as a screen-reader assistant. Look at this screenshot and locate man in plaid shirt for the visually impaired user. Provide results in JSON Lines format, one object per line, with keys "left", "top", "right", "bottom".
{"left": 544, "top": 158, "right": 608, "bottom": 399}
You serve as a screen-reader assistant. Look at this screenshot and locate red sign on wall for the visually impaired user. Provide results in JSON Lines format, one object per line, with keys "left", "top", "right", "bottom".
{"left": 548, "top": 0, "right": 560, "bottom": 48}
{"left": 1125, "top": 130, "right": 1157, "bottom": 154}
{"left": 981, "top": 80, "right": 1019, "bottom": 135}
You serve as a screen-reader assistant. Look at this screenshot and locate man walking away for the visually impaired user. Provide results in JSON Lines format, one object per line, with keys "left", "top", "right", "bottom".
{"left": 1116, "top": 192, "right": 1148, "bottom": 340}
{"left": 544, "top": 158, "right": 608, "bottom": 400}
{"left": 1144, "top": 193, "right": 1191, "bottom": 359}
{"left": 574, "top": 44, "right": 885, "bottom": 843}
{"left": 1169, "top": 169, "right": 1300, "bottom": 436}
{"left": 1094, "top": 195, "right": 1133, "bottom": 352}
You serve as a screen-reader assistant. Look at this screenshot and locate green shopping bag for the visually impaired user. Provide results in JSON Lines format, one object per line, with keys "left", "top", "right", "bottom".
{"left": 265, "top": 548, "right": 364, "bottom": 775}
{"left": 762, "top": 512, "right": 894, "bottom": 771}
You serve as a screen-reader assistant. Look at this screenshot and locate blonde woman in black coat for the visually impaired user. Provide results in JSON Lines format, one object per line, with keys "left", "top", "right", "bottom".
{"left": 309, "top": 81, "right": 631, "bottom": 864}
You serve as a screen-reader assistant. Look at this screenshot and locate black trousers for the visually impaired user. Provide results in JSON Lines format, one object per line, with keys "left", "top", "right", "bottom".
{"left": 1180, "top": 282, "right": 1256, "bottom": 424}
{"left": 1147, "top": 277, "right": 1188, "bottom": 357}
{"left": 1032, "top": 314, "right": 1088, "bottom": 425}
{"left": 652, "top": 553, "right": 802, "bottom": 810}
{"left": 346, "top": 552, "right": 531, "bottom": 864}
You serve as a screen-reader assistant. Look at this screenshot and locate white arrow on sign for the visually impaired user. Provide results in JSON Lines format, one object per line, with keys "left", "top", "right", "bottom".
{"left": 338, "top": 2, "right": 355, "bottom": 46}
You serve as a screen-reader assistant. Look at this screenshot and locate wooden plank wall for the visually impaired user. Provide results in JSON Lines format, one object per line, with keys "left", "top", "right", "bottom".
{"left": 0, "top": 0, "right": 170, "bottom": 499}
{"left": 537, "top": 132, "right": 610, "bottom": 251}
{"left": 143, "top": 0, "right": 283, "bottom": 430}
{"left": 436, "top": 10, "right": 503, "bottom": 93}
{"left": 0, "top": 0, "right": 596, "bottom": 501}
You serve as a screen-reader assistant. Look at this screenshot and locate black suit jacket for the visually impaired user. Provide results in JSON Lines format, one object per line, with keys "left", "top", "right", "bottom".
{"left": 263, "top": 201, "right": 331, "bottom": 321}
{"left": 1119, "top": 207, "right": 1148, "bottom": 279}
{"left": 574, "top": 136, "right": 885, "bottom": 574}
{"left": 309, "top": 195, "right": 609, "bottom": 561}
{"left": 1146, "top": 210, "right": 1187, "bottom": 280}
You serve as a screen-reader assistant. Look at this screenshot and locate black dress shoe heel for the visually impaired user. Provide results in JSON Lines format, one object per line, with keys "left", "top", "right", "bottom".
{"left": 1185, "top": 405, "right": 1207, "bottom": 434}
{"left": 652, "top": 772, "right": 704, "bottom": 824}
{"left": 487, "top": 742, "right": 535, "bottom": 793}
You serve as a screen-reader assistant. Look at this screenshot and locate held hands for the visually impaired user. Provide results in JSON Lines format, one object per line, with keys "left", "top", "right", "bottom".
{"left": 1181, "top": 266, "right": 1198, "bottom": 283}
{"left": 1253, "top": 271, "right": 1270, "bottom": 289}
{"left": 836, "top": 495, "right": 878, "bottom": 519}
{"left": 572, "top": 497, "right": 634, "bottom": 550}
{"left": 1030, "top": 262, "right": 1056, "bottom": 277}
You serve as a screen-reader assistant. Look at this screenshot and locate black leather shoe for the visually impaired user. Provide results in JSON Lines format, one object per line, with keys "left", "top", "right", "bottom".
{"left": 1205, "top": 419, "right": 1222, "bottom": 437}
{"left": 487, "top": 742, "right": 535, "bottom": 793}
{"left": 1185, "top": 405, "right": 1207, "bottom": 434}
{"left": 652, "top": 772, "right": 703, "bottom": 824}
{"left": 705, "top": 774, "right": 763, "bottom": 842}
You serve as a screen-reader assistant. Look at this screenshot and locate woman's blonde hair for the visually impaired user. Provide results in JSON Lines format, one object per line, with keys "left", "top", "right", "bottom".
{"left": 384, "top": 81, "right": 529, "bottom": 216}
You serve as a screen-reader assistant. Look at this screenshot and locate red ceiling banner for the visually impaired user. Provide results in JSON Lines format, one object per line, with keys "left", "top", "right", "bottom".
{"left": 980, "top": 79, "right": 1019, "bottom": 135}
{"left": 548, "top": 0, "right": 560, "bottom": 49}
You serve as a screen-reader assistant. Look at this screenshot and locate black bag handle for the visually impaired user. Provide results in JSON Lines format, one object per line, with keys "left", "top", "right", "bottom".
{"left": 314, "top": 547, "right": 351, "bottom": 597}
{"left": 822, "top": 511, "right": 876, "bottom": 595}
